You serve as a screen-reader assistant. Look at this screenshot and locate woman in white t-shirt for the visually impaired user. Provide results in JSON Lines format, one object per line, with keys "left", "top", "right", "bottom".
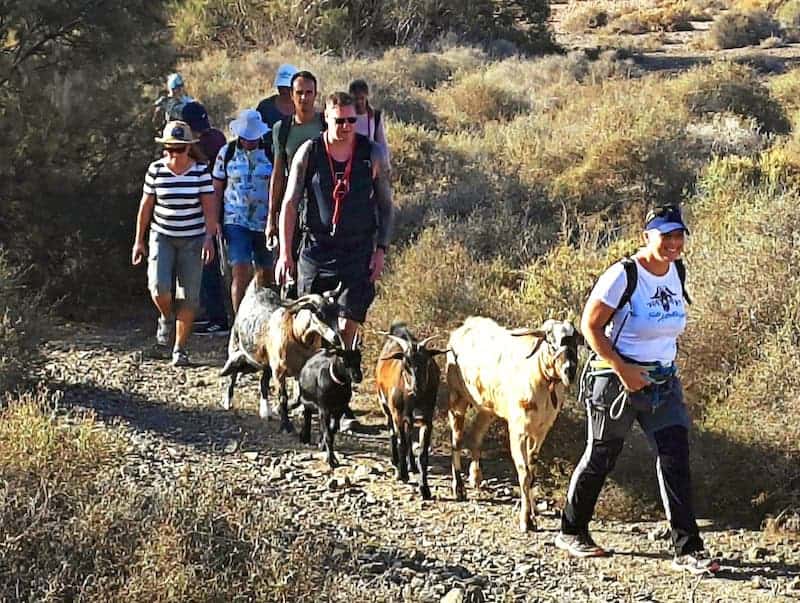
{"left": 555, "top": 206, "right": 721, "bottom": 576}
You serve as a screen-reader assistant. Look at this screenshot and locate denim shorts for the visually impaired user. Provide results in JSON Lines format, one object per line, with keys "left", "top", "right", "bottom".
{"left": 222, "top": 223, "right": 272, "bottom": 268}
{"left": 147, "top": 230, "right": 203, "bottom": 309}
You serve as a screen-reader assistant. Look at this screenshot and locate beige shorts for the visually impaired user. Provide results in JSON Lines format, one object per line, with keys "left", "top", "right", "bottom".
{"left": 147, "top": 230, "right": 204, "bottom": 309}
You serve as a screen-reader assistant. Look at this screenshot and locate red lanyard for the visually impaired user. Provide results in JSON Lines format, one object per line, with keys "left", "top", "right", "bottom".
{"left": 324, "top": 136, "right": 356, "bottom": 236}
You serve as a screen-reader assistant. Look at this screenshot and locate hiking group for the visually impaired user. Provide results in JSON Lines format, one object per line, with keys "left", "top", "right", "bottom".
{"left": 131, "top": 66, "right": 720, "bottom": 576}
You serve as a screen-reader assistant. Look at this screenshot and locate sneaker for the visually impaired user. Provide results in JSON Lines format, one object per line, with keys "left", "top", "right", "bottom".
{"left": 156, "top": 315, "right": 173, "bottom": 347}
{"left": 671, "top": 551, "right": 721, "bottom": 575}
{"left": 555, "top": 532, "right": 608, "bottom": 558}
{"left": 171, "top": 348, "right": 190, "bottom": 367}
{"left": 195, "top": 322, "right": 230, "bottom": 337}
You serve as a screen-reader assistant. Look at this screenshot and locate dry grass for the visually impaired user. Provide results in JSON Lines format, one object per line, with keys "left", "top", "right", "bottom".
{"left": 0, "top": 389, "right": 374, "bottom": 601}
{"left": 707, "top": 9, "right": 782, "bottom": 49}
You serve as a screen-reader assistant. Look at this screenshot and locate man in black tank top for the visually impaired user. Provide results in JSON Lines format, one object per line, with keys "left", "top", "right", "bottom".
{"left": 275, "top": 91, "right": 394, "bottom": 351}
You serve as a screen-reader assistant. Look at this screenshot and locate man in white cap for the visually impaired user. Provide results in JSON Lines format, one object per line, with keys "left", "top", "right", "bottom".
{"left": 256, "top": 63, "right": 298, "bottom": 130}
{"left": 153, "top": 73, "right": 195, "bottom": 124}
{"left": 212, "top": 109, "right": 273, "bottom": 312}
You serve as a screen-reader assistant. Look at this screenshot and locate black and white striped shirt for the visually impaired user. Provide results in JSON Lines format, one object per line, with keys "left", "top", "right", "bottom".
{"left": 143, "top": 159, "right": 213, "bottom": 237}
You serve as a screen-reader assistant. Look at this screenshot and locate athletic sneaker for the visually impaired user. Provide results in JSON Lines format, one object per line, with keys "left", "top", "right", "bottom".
{"left": 671, "top": 551, "right": 721, "bottom": 575}
{"left": 156, "top": 316, "right": 173, "bottom": 347}
{"left": 195, "top": 322, "right": 230, "bottom": 337}
{"left": 171, "top": 348, "right": 190, "bottom": 367}
{"left": 554, "top": 532, "right": 608, "bottom": 558}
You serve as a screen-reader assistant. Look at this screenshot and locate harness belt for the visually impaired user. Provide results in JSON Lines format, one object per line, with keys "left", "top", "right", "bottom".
{"left": 581, "top": 357, "right": 677, "bottom": 420}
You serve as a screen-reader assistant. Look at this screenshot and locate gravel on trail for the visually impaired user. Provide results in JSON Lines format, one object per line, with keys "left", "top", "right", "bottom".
{"left": 37, "top": 321, "right": 800, "bottom": 602}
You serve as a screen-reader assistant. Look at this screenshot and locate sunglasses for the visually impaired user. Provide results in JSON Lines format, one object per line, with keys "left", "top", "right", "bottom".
{"left": 333, "top": 117, "right": 358, "bottom": 125}
{"left": 164, "top": 145, "right": 188, "bottom": 154}
{"left": 645, "top": 205, "right": 682, "bottom": 224}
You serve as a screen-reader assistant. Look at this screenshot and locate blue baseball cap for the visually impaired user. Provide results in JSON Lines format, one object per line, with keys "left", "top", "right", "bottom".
{"left": 645, "top": 205, "right": 689, "bottom": 234}
{"left": 182, "top": 101, "right": 210, "bottom": 132}
{"left": 167, "top": 73, "right": 184, "bottom": 90}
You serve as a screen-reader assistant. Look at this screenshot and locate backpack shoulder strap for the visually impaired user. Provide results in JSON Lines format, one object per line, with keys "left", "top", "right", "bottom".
{"left": 617, "top": 257, "right": 638, "bottom": 311}
{"left": 374, "top": 109, "right": 381, "bottom": 130}
{"left": 675, "top": 258, "right": 692, "bottom": 305}
{"left": 222, "top": 140, "right": 237, "bottom": 176}
{"left": 278, "top": 117, "right": 293, "bottom": 167}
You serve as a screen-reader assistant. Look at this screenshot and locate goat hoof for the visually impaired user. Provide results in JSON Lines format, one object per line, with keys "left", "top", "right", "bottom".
{"left": 420, "top": 485, "right": 432, "bottom": 500}
{"left": 454, "top": 484, "right": 467, "bottom": 502}
{"left": 398, "top": 471, "right": 409, "bottom": 484}
{"left": 299, "top": 432, "right": 311, "bottom": 445}
{"left": 280, "top": 421, "right": 295, "bottom": 434}
{"left": 519, "top": 516, "right": 537, "bottom": 533}
{"left": 220, "top": 395, "right": 232, "bottom": 411}
{"left": 259, "top": 398, "right": 275, "bottom": 421}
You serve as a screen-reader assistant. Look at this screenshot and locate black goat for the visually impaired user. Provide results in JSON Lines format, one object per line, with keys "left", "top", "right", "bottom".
{"left": 297, "top": 335, "right": 363, "bottom": 469}
{"left": 375, "top": 323, "right": 446, "bottom": 500}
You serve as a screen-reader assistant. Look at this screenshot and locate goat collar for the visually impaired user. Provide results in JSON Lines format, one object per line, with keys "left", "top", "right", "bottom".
{"left": 329, "top": 362, "right": 346, "bottom": 386}
{"left": 537, "top": 349, "right": 562, "bottom": 410}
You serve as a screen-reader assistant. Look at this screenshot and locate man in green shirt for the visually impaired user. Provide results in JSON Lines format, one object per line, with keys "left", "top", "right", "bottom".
{"left": 266, "top": 70, "right": 323, "bottom": 246}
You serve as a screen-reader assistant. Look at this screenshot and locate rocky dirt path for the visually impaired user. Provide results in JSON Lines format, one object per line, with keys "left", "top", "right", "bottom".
{"left": 38, "top": 319, "right": 800, "bottom": 602}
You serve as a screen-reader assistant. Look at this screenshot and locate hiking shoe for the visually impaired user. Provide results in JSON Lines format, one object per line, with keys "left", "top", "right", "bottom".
{"left": 671, "top": 551, "right": 720, "bottom": 575}
{"left": 555, "top": 532, "right": 608, "bottom": 558}
{"left": 195, "top": 322, "right": 229, "bottom": 337}
{"left": 156, "top": 316, "right": 173, "bottom": 347}
{"left": 171, "top": 348, "right": 190, "bottom": 367}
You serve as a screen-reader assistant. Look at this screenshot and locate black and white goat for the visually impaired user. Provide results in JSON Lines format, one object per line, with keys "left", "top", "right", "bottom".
{"left": 375, "top": 323, "right": 446, "bottom": 500}
{"left": 297, "top": 333, "right": 363, "bottom": 469}
{"left": 220, "top": 280, "right": 342, "bottom": 432}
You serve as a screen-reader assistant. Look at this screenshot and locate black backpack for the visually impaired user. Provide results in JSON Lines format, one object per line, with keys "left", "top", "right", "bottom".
{"left": 615, "top": 257, "right": 691, "bottom": 312}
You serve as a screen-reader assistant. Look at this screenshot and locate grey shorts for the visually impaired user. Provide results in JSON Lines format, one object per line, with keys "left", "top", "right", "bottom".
{"left": 147, "top": 230, "right": 204, "bottom": 309}
{"left": 587, "top": 373, "right": 691, "bottom": 442}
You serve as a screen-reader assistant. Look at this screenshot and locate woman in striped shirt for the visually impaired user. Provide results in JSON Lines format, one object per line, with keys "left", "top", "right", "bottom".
{"left": 132, "top": 121, "right": 218, "bottom": 366}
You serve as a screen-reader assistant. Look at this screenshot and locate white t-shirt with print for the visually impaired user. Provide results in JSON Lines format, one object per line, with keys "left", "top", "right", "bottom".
{"left": 589, "top": 258, "right": 687, "bottom": 364}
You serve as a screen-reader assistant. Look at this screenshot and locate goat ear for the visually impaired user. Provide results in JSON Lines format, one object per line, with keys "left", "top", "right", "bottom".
{"left": 380, "top": 351, "right": 405, "bottom": 361}
{"left": 426, "top": 348, "right": 449, "bottom": 357}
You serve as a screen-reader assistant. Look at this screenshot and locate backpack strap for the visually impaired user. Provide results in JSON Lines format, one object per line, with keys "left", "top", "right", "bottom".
{"left": 220, "top": 141, "right": 237, "bottom": 179}
{"left": 616, "top": 257, "right": 638, "bottom": 312}
{"left": 675, "top": 258, "right": 691, "bottom": 305}
{"left": 277, "top": 116, "right": 293, "bottom": 170}
{"left": 374, "top": 109, "right": 381, "bottom": 132}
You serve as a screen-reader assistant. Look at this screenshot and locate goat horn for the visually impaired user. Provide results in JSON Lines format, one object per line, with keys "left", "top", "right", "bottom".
{"left": 510, "top": 327, "right": 546, "bottom": 338}
{"left": 384, "top": 333, "right": 411, "bottom": 352}
{"left": 419, "top": 334, "right": 440, "bottom": 348}
{"left": 322, "top": 282, "right": 343, "bottom": 299}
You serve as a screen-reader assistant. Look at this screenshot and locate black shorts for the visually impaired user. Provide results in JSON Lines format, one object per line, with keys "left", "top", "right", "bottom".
{"left": 297, "top": 236, "right": 375, "bottom": 323}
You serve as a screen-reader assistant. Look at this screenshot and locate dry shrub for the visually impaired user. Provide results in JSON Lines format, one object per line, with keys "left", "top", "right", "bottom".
{"left": 430, "top": 71, "right": 529, "bottom": 128}
{"left": 685, "top": 112, "right": 766, "bottom": 156}
{"left": 770, "top": 66, "right": 800, "bottom": 117}
{"left": 0, "top": 391, "right": 375, "bottom": 601}
{"left": 560, "top": 2, "right": 611, "bottom": 32}
{"left": 708, "top": 10, "right": 781, "bottom": 49}
{"left": 672, "top": 61, "right": 790, "bottom": 134}
{"left": 609, "top": 4, "right": 694, "bottom": 34}
{"left": 0, "top": 250, "right": 40, "bottom": 392}
{"left": 777, "top": 0, "right": 800, "bottom": 33}
{"left": 368, "top": 227, "right": 521, "bottom": 336}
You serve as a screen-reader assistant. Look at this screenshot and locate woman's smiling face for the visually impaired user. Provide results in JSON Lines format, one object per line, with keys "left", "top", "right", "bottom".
{"left": 644, "top": 228, "right": 686, "bottom": 263}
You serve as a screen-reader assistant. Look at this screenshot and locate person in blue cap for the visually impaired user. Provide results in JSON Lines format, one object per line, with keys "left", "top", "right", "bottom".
{"left": 154, "top": 73, "right": 195, "bottom": 124}
{"left": 182, "top": 102, "right": 230, "bottom": 336}
{"left": 556, "top": 205, "right": 721, "bottom": 576}
{"left": 211, "top": 109, "right": 273, "bottom": 312}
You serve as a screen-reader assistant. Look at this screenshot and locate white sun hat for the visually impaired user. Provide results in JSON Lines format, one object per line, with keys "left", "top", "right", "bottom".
{"left": 229, "top": 109, "right": 270, "bottom": 140}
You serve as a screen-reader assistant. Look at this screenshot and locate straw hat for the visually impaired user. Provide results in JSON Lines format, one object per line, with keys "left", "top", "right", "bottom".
{"left": 155, "top": 120, "right": 199, "bottom": 144}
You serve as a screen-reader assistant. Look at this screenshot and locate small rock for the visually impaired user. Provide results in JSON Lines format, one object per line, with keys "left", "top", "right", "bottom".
{"left": 268, "top": 467, "right": 285, "bottom": 482}
{"left": 750, "top": 576, "right": 768, "bottom": 589}
{"left": 440, "top": 588, "right": 464, "bottom": 603}
{"left": 223, "top": 439, "right": 239, "bottom": 454}
{"left": 747, "top": 546, "right": 769, "bottom": 562}
{"left": 243, "top": 451, "right": 259, "bottom": 461}
{"left": 535, "top": 501, "right": 548, "bottom": 512}
{"left": 362, "top": 561, "right": 386, "bottom": 574}
{"left": 647, "top": 524, "right": 670, "bottom": 541}
{"left": 789, "top": 576, "right": 800, "bottom": 590}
